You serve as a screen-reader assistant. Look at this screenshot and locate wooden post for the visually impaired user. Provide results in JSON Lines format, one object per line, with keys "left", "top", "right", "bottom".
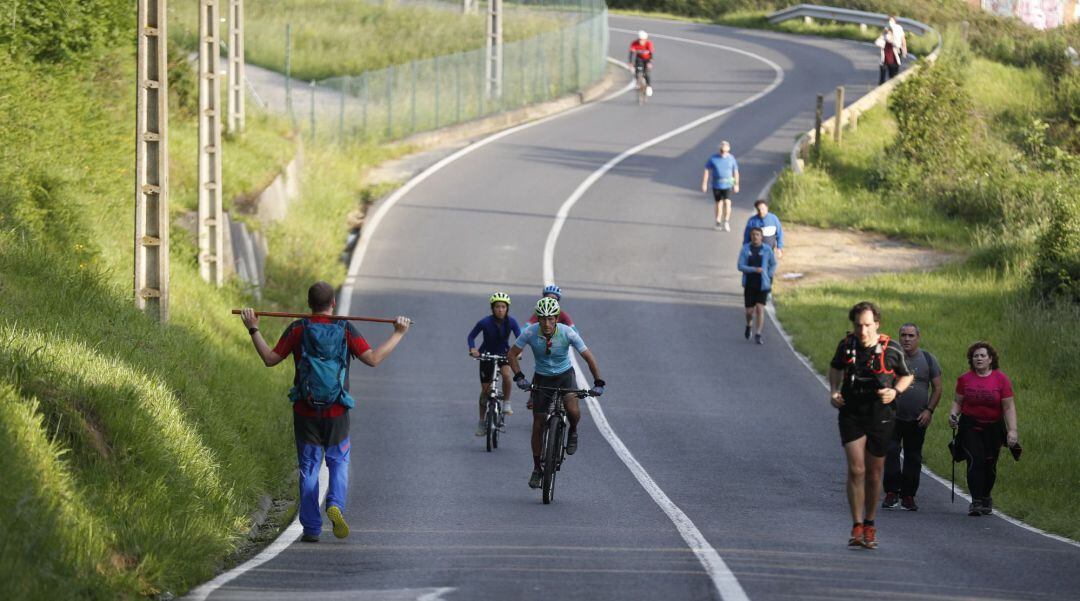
{"left": 850, "top": 109, "right": 859, "bottom": 132}
{"left": 813, "top": 94, "right": 823, "bottom": 162}
{"left": 834, "top": 86, "right": 845, "bottom": 144}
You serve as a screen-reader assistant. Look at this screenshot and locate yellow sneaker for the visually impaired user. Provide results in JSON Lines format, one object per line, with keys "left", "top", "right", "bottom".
{"left": 326, "top": 505, "right": 350, "bottom": 539}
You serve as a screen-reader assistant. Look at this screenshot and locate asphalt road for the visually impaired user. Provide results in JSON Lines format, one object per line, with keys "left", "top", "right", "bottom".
{"left": 204, "top": 16, "right": 1080, "bottom": 601}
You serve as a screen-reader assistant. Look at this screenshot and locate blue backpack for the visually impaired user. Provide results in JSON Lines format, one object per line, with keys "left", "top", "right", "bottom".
{"left": 289, "top": 320, "right": 355, "bottom": 409}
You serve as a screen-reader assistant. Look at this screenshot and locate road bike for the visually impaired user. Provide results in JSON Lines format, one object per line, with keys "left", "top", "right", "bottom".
{"left": 634, "top": 61, "right": 651, "bottom": 105}
{"left": 530, "top": 385, "right": 597, "bottom": 504}
{"left": 473, "top": 353, "right": 507, "bottom": 452}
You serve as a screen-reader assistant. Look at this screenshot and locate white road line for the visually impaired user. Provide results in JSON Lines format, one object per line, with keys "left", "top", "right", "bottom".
{"left": 547, "top": 29, "right": 786, "bottom": 601}
{"left": 339, "top": 57, "right": 635, "bottom": 315}
{"left": 193, "top": 56, "right": 637, "bottom": 601}
{"left": 185, "top": 468, "right": 330, "bottom": 600}
{"left": 545, "top": 29, "right": 783, "bottom": 284}
{"left": 763, "top": 304, "right": 1080, "bottom": 549}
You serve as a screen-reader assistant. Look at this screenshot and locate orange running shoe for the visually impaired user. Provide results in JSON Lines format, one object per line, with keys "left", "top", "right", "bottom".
{"left": 862, "top": 525, "right": 878, "bottom": 549}
{"left": 848, "top": 524, "right": 864, "bottom": 547}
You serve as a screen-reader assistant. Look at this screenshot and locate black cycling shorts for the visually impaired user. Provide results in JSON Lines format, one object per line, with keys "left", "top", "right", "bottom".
{"left": 743, "top": 286, "right": 769, "bottom": 308}
{"left": 712, "top": 188, "right": 732, "bottom": 202}
{"left": 530, "top": 369, "right": 577, "bottom": 414}
{"left": 838, "top": 403, "right": 895, "bottom": 457}
{"left": 478, "top": 358, "right": 509, "bottom": 383}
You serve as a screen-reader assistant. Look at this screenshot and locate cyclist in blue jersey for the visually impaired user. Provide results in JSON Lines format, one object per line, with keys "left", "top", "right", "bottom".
{"left": 508, "top": 297, "right": 604, "bottom": 489}
{"left": 467, "top": 292, "right": 521, "bottom": 435}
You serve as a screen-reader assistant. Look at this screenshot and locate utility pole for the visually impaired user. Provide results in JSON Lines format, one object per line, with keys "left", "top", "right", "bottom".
{"left": 227, "top": 0, "right": 245, "bottom": 134}
{"left": 199, "top": 0, "right": 224, "bottom": 286}
{"left": 485, "top": 0, "right": 503, "bottom": 99}
{"left": 134, "top": 0, "right": 170, "bottom": 322}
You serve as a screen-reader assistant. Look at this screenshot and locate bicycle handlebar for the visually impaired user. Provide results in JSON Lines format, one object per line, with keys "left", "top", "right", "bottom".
{"left": 470, "top": 353, "right": 507, "bottom": 361}
{"left": 529, "top": 385, "right": 596, "bottom": 399}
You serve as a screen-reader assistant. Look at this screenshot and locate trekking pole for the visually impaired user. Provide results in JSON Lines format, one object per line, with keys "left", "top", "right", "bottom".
{"left": 231, "top": 310, "right": 413, "bottom": 324}
{"left": 950, "top": 427, "right": 957, "bottom": 503}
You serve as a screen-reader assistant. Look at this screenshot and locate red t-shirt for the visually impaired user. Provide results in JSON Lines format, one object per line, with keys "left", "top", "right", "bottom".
{"left": 956, "top": 370, "right": 1013, "bottom": 423}
{"left": 629, "top": 40, "right": 654, "bottom": 61}
{"left": 528, "top": 311, "right": 574, "bottom": 327}
{"left": 273, "top": 317, "right": 371, "bottom": 417}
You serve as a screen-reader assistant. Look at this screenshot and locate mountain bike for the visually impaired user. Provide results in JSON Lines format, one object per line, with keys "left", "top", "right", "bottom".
{"left": 530, "top": 385, "right": 597, "bottom": 504}
{"left": 473, "top": 353, "right": 507, "bottom": 452}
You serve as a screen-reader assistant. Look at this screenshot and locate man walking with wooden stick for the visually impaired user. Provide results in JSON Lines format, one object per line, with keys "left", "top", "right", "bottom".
{"left": 239, "top": 281, "right": 411, "bottom": 543}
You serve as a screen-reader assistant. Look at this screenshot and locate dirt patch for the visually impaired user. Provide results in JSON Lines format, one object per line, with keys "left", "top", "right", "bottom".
{"left": 773, "top": 224, "right": 959, "bottom": 290}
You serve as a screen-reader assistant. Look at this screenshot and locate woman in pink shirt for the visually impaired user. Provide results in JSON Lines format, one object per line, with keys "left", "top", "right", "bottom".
{"left": 947, "top": 342, "right": 1019, "bottom": 517}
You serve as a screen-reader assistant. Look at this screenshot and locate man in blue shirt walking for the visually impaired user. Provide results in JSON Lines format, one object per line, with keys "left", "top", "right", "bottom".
{"left": 467, "top": 292, "right": 521, "bottom": 435}
{"left": 743, "top": 199, "right": 784, "bottom": 259}
{"left": 701, "top": 140, "right": 740, "bottom": 231}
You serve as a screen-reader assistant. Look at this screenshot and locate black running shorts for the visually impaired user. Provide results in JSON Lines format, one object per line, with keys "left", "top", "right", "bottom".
{"left": 712, "top": 188, "right": 732, "bottom": 202}
{"left": 743, "top": 286, "right": 769, "bottom": 308}
{"left": 478, "top": 358, "right": 509, "bottom": 383}
{"left": 838, "top": 403, "right": 896, "bottom": 457}
{"left": 530, "top": 369, "right": 577, "bottom": 414}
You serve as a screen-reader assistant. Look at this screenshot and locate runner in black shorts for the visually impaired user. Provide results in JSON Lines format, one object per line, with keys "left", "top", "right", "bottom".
{"left": 712, "top": 188, "right": 731, "bottom": 202}
{"left": 828, "top": 301, "right": 912, "bottom": 550}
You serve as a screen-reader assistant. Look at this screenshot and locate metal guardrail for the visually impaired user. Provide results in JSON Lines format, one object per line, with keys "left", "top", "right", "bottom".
{"left": 768, "top": 4, "right": 936, "bottom": 39}
{"left": 771, "top": 5, "right": 941, "bottom": 174}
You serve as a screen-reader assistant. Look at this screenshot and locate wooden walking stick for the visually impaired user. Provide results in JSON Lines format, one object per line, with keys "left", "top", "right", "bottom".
{"left": 231, "top": 310, "right": 413, "bottom": 324}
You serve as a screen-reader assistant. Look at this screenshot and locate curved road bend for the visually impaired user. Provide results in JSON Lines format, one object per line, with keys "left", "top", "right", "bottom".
{"left": 207, "top": 16, "right": 1080, "bottom": 601}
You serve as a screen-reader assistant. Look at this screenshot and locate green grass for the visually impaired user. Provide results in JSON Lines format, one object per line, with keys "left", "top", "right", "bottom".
{"left": 0, "top": 46, "right": 300, "bottom": 597}
{"left": 169, "top": 0, "right": 574, "bottom": 82}
{"left": 771, "top": 54, "right": 1080, "bottom": 539}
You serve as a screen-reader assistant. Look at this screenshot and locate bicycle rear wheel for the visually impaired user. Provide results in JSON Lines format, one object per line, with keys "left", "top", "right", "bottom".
{"left": 542, "top": 418, "right": 563, "bottom": 504}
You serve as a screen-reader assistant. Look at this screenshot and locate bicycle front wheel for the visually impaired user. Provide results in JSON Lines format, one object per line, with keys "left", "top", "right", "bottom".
{"left": 542, "top": 418, "right": 563, "bottom": 504}
{"left": 485, "top": 406, "right": 495, "bottom": 452}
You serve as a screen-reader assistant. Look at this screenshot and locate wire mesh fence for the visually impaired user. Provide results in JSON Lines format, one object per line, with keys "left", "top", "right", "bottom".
{"left": 284, "top": 0, "right": 608, "bottom": 144}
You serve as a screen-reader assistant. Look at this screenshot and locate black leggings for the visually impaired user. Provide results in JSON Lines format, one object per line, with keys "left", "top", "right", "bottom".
{"left": 884, "top": 419, "right": 927, "bottom": 496}
{"left": 958, "top": 416, "right": 1004, "bottom": 500}
{"left": 634, "top": 58, "right": 652, "bottom": 86}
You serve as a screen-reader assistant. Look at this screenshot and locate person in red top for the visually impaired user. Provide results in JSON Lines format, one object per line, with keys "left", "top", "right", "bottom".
{"left": 628, "top": 30, "right": 655, "bottom": 97}
{"left": 948, "top": 341, "right": 1019, "bottom": 517}
{"left": 240, "top": 281, "right": 411, "bottom": 543}
{"left": 527, "top": 284, "right": 575, "bottom": 328}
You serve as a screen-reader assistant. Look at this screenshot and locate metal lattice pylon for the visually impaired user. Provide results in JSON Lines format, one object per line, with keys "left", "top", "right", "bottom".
{"left": 135, "top": 0, "right": 170, "bottom": 322}
{"left": 227, "top": 0, "right": 245, "bottom": 134}
{"left": 199, "top": 0, "right": 224, "bottom": 286}
{"left": 485, "top": 0, "right": 503, "bottom": 99}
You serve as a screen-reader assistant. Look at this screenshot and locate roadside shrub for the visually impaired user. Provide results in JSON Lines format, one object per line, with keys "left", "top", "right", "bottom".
{"left": 0, "top": 0, "right": 131, "bottom": 63}
{"left": 1031, "top": 183, "right": 1080, "bottom": 301}
{"left": 606, "top": 0, "right": 764, "bottom": 18}
{"left": 888, "top": 53, "right": 973, "bottom": 177}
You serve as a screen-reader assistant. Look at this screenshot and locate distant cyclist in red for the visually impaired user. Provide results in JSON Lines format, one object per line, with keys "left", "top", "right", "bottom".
{"left": 628, "top": 30, "right": 654, "bottom": 97}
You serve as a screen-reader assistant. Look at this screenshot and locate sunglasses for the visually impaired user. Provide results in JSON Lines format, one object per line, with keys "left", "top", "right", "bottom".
{"left": 545, "top": 335, "right": 553, "bottom": 356}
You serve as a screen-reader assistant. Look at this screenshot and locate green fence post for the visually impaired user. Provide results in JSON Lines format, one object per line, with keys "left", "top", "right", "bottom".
{"left": 361, "top": 71, "right": 368, "bottom": 138}
{"left": 478, "top": 51, "right": 485, "bottom": 117}
{"left": 434, "top": 55, "right": 441, "bottom": 128}
{"left": 455, "top": 53, "right": 462, "bottom": 123}
{"left": 309, "top": 80, "right": 316, "bottom": 143}
{"left": 559, "top": 27, "right": 565, "bottom": 94}
{"left": 338, "top": 78, "right": 346, "bottom": 146}
{"left": 387, "top": 65, "right": 394, "bottom": 140}
{"left": 285, "top": 23, "right": 294, "bottom": 128}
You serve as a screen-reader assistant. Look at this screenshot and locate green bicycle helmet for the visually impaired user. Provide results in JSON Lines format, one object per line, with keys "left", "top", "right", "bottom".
{"left": 489, "top": 292, "right": 511, "bottom": 306}
{"left": 534, "top": 297, "right": 561, "bottom": 317}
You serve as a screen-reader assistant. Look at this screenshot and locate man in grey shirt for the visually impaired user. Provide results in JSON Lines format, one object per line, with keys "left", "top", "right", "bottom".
{"left": 882, "top": 323, "right": 942, "bottom": 511}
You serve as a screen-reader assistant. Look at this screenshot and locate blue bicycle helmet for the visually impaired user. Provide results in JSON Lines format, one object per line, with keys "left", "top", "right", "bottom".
{"left": 542, "top": 284, "right": 562, "bottom": 300}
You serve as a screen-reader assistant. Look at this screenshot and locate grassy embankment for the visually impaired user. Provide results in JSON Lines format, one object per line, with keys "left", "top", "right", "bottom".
{"left": 170, "top": 0, "right": 567, "bottom": 82}
{"left": 0, "top": 0, "right": 508, "bottom": 597}
{"left": 770, "top": 40, "right": 1080, "bottom": 539}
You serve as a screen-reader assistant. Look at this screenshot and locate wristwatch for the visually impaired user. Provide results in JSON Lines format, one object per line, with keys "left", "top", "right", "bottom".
{"left": 248, "top": 326, "right": 259, "bottom": 335}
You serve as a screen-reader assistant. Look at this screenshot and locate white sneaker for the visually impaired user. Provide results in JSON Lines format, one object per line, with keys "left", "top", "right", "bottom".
{"left": 645, "top": 85, "right": 653, "bottom": 97}
{"left": 503, "top": 401, "right": 513, "bottom": 416}
{"left": 723, "top": 221, "right": 731, "bottom": 232}
{"left": 475, "top": 420, "right": 486, "bottom": 437}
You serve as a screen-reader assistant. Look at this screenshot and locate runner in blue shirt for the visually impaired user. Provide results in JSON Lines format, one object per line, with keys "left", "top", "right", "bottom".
{"left": 467, "top": 292, "right": 521, "bottom": 434}
{"left": 700, "top": 140, "right": 740, "bottom": 231}
{"left": 508, "top": 297, "right": 604, "bottom": 489}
